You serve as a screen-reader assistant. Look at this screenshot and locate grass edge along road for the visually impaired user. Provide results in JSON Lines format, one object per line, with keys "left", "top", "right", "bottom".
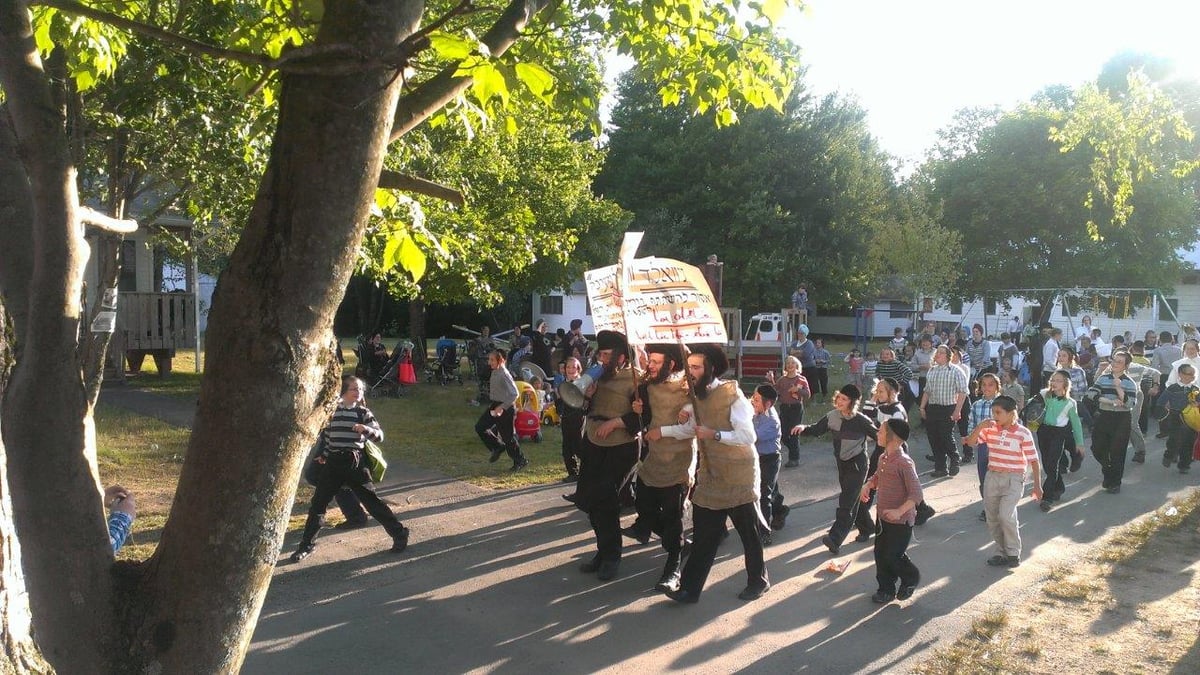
{"left": 913, "top": 488, "right": 1200, "bottom": 674}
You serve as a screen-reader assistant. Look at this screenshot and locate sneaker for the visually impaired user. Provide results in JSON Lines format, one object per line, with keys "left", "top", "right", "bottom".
{"left": 821, "top": 534, "right": 840, "bottom": 555}
{"left": 738, "top": 583, "right": 771, "bottom": 601}
{"left": 1105, "top": 485, "right": 1121, "bottom": 494}
{"left": 391, "top": 527, "right": 410, "bottom": 553}
{"left": 488, "top": 447, "right": 503, "bottom": 463}
{"left": 511, "top": 458, "right": 529, "bottom": 471}
{"left": 871, "top": 590, "right": 896, "bottom": 604}
{"left": 784, "top": 459, "right": 800, "bottom": 468}
{"left": 334, "top": 519, "right": 369, "bottom": 531}
{"left": 1132, "top": 452, "right": 1145, "bottom": 464}
{"left": 914, "top": 503, "right": 935, "bottom": 526}
{"left": 948, "top": 464, "right": 960, "bottom": 477}
{"left": 1006, "top": 555, "right": 1021, "bottom": 568}
{"left": 289, "top": 544, "right": 315, "bottom": 563}
{"left": 896, "top": 572, "right": 919, "bottom": 601}
{"left": 580, "top": 555, "right": 601, "bottom": 573}
{"left": 597, "top": 560, "right": 620, "bottom": 581}
{"left": 985, "top": 554, "right": 1009, "bottom": 566}
{"left": 1069, "top": 451, "right": 1084, "bottom": 473}
{"left": 562, "top": 493, "right": 579, "bottom": 504}
{"left": 621, "top": 526, "right": 651, "bottom": 545}
{"left": 1039, "top": 500, "right": 1053, "bottom": 512}
{"left": 930, "top": 469, "right": 949, "bottom": 478}
{"left": 854, "top": 532, "right": 872, "bottom": 543}
{"left": 925, "top": 454, "right": 936, "bottom": 462}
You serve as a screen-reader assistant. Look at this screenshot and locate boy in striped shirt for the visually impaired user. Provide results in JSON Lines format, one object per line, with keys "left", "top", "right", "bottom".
{"left": 965, "top": 395, "right": 1042, "bottom": 568}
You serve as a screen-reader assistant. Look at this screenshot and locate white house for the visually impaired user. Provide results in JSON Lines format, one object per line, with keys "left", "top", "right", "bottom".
{"left": 531, "top": 280, "right": 595, "bottom": 334}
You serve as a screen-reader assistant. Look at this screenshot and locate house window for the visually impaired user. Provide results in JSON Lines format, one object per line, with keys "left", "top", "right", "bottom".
{"left": 949, "top": 299, "right": 963, "bottom": 314}
{"left": 922, "top": 297, "right": 934, "bottom": 312}
{"left": 984, "top": 298, "right": 997, "bottom": 315}
{"left": 888, "top": 301, "right": 910, "bottom": 319}
{"left": 539, "top": 295, "right": 564, "bottom": 315}
{"left": 118, "top": 240, "right": 137, "bottom": 292}
{"left": 1164, "top": 298, "right": 1180, "bottom": 319}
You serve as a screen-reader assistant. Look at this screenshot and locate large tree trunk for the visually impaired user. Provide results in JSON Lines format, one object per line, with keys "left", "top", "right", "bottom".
{"left": 0, "top": 302, "right": 51, "bottom": 674}
{"left": 121, "top": 3, "right": 423, "bottom": 671}
{"left": 0, "top": 4, "right": 116, "bottom": 671}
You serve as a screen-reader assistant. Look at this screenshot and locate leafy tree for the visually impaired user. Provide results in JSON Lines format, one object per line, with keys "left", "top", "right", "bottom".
{"left": 0, "top": 0, "right": 802, "bottom": 671}
{"left": 596, "top": 72, "right": 898, "bottom": 311}
{"left": 867, "top": 183, "right": 961, "bottom": 311}
{"left": 927, "top": 88, "right": 1199, "bottom": 314}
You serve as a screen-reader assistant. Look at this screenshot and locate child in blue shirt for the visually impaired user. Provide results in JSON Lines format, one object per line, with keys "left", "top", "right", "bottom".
{"left": 752, "top": 384, "right": 783, "bottom": 545}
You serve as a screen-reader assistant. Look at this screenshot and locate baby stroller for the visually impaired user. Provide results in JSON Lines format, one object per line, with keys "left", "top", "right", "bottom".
{"left": 427, "top": 338, "right": 464, "bottom": 386}
{"left": 371, "top": 342, "right": 415, "bottom": 397}
{"left": 514, "top": 380, "right": 543, "bottom": 442}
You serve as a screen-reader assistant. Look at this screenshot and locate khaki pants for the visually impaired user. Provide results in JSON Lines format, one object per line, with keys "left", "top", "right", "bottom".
{"left": 983, "top": 471, "right": 1025, "bottom": 558}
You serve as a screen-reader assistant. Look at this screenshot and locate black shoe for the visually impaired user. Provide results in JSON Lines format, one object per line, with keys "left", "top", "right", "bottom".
{"left": 930, "top": 469, "right": 949, "bottom": 478}
{"left": 621, "top": 526, "right": 651, "bottom": 545}
{"left": 948, "top": 464, "right": 960, "bottom": 477}
{"left": 897, "top": 572, "right": 920, "bottom": 600}
{"left": 854, "top": 532, "right": 872, "bottom": 543}
{"left": 391, "top": 527, "right": 410, "bottom": 553}
{"left": 961, "top": 449, "right": 974, "bottom": 463}
{"left": 597, "top": 560, "right": 620, "bottom": 581}
{"left": 562, "top": 474, "right": 579, "bottom": 483}
{"left": 665, "top": 588, "right": 699, "bottom": 604}
{"left": 1132, "top": 452, "right": 1145, "bottom": 464}
{"left": 760, "top": 530, "right": 773, "bottom": 547}
{"left": 770, "top": 504, "right": 790, "bottom": 531}
{"left": 914, "top": 503, "right": 935, "bottom": 526}
{"left": 334, "top": 519, "right": 369, "bottom": 531}
{"left": 1006, "top": 555, "right": 1021, "bottom": 568}
{"left": 488, "top": 447, "right": 503, "bottom": 463}
{"left": 1105, "top": 485, "right": 1121, "bottom": 494}
{"left": 1163, "top": 454, "right": 1174, "bottom": 467}
{"left": 925, "top": 454, "right": 936, "bottom": 462}
{"left": 289, "top": 544, "right": 315, "bottom": 563}
{"left": 1069, "top": 451, "right": 1084, "bottom": 473}
{"left": 871, "top": 590, "right": 896, "bottom": 604}
{"left": 579, "top": 555, "right": 601, "bottom": 573}
{"left": 986, "top": 554, "right": 1010, "bottom": 567}
{"left": 978, "top": 509, "right": 987, "bottom": 522}
{"left": 511, "top": 458, "right": 529, "bottom": 471}
{"left": 784, "top": 459, "right": 800, "bottom": 468}
{"left": 655, "top": 554, "right": 682, "bottom": 592}
{"left": 1039, "top": 500, "right": 1053, "bottom": 512}
{"left": 738, "top": 583, "right": 770, "bottom": 601}
{"left": 821, "top": 534, "right": 840, "bottom": 555}
{"left": 562, "top": 493, "right": 579, "bottom": 504}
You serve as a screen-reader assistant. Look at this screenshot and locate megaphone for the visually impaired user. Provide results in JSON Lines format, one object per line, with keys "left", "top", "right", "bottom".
{"left": 517, "top": 360, "right": 548, "bottom": 384}
{"left": 559, "top": 363, "right": 605, "bottom": 409}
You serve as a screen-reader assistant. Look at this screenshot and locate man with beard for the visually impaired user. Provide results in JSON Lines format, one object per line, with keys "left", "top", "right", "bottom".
{"left": 530, "top": 319, "right": 554, "bottom": 374}
{"left": 623, "top": 344, "right": 696, "bottom": 592}
{"left": 665, "top": 345, "right": 768, "bottom": 604}
{"left": 575, "top": 330, "right": 642, "bottom": 581}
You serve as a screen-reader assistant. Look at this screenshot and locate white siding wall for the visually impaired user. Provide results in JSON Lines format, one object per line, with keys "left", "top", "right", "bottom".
{"left": 532, "top": 280, "right": 594, "bottom": 334}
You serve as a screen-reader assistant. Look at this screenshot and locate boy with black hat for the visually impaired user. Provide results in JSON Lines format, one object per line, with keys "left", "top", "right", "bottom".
{"left": 793, "top": 383, "right": 879, "bottom": 554}
{"left": 575, "top": 330, "right": 642, "bottom": 581}
{"left": 860, "top": 418, "right": 923, "bottom": 603}
{"left": 664, "top": 344, "right": 768, "bottom": 604}
{"left": 625, "top": 343, "right": 696, "bottom": 592}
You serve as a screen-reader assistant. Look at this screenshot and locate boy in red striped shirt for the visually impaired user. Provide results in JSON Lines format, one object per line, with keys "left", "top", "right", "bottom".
{"left": 965, "top": 395, "right": 1043, "bottom": 568}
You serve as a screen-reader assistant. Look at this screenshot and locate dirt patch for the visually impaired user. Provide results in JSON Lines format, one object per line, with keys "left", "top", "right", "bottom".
{"left": 916, "top": 489, "right": 1200, "bottom": 674}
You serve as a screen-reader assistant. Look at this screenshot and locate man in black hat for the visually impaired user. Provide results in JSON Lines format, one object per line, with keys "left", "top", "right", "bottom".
{"left": 665, "top": 344, "right": 769, "bottom": 604}
{"left": 793, "top": 383, "right": 880, "bottom": 555}
{"left": 575, "top": 330, "right": 642, "bottom": 581}
{"left": 623, "top": 344, "right": 695, "bottom": 592}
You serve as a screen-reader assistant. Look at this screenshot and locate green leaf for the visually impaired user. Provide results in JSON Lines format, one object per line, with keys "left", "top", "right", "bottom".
{"left": 470, "top": 62, "right": 509, "bottom": 106}
{"left": 515, "top": 62, "right": 555, "bottom": 98}
{"left": 761, "top": 0, "right": 788, "bottom": 24}
{"left": 398, "top": 234, "right": 427, "bottom": 282}
{"left": 429, "top": 33, "right": 474, "bottom": 60}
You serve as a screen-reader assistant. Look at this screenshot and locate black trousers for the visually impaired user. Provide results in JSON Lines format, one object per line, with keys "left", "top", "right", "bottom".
{"left": 630, "top": 480, "right": 688, "bottom": 554}
{"left": 779, "top": 404, "right": 803, "bottom": 460}
{"left": 874, "top": 521, "right": 918, "bottom": 593}
{"left": 811, "top": 368, "right": 829, "bottom": 396}
{"left": 830, "top": 452, "right": 874, "bottom": 546}
{"left": 561, "top": 412, "right": 584, "bottom": 475}
{"left": 758, "top": 453, "right": 781, "bottom": 529}
{"left": 475, "top": 405, "right": 522, "bottom": 462}
{"left": 1092, "top": 410, "right": 1132, "bottom": 489}
{"left": 1037, "top": 424, "right": 1071, "bottom": 502}
{"left": 924, "top": 404, "right": 959, "bottom": 470}
{"left": 576, "top": 438, "right": 639, "bottom": 563}
{"left": 678, "top": 502, "right": 768, "bottom": 599}
{"left": 1166, "top": 413, "right": 1196, "bottom": 469}
{"left": 301, "top": 451, "right": 404, "bottom": 547}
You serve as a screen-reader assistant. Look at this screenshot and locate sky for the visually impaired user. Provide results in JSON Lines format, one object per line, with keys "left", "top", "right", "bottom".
{"left": 782, "top": 0, "right": 1200, "bottom": 167}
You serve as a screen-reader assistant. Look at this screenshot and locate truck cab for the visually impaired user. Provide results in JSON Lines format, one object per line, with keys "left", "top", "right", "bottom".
{"left": 745, "top": 312, "right": 785, "bottom": 342}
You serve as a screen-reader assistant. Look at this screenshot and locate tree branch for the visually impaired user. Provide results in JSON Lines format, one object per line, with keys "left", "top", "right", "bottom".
{"left": 79, "top": 205, "right": 137, "bottom": 234}
{"left": 389, "top": 0, "right": 561, "bottom": 142}
{"left": 378, "top": 170, "right": 465, "bottom": 207}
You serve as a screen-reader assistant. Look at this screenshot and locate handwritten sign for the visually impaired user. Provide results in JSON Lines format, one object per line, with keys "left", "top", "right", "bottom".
{"left": 584, "top": 257, "right": 728, "bottom": 344}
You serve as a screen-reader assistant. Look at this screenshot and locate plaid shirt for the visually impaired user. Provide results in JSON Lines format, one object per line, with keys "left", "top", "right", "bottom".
{"left": 969, "top": 396, "right": 996, "bottom": 430}
{"left": 924, "top": 363, "right": 969, "bottom": 405}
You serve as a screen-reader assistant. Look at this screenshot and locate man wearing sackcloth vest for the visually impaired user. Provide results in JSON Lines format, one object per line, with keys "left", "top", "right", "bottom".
{"left": 664, "top": 344, "right": 770, "bottom": 604}
{"left": 575, "top": 330, "right": 642, "bottom": 581}
{"left": 623, "top": 343, "right": 696, "bottom": 592}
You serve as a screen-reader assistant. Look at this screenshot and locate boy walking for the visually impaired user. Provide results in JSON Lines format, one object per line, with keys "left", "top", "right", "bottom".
{"left": 1162, "top": 363, "right": 1199, "bottom": 473}
{"left": 860, "top": 419, "right": 923, "bottom": 603}
{"left": 966, "top": 395, "right": 1042, "bottom": 568}
{"left": 751, "top": 385, "right": 783, "bottom": 545}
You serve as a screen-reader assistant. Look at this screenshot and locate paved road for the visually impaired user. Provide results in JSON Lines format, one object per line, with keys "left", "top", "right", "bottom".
{"left": 97, "top": 388, "right": 1196, "bottom": 673}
